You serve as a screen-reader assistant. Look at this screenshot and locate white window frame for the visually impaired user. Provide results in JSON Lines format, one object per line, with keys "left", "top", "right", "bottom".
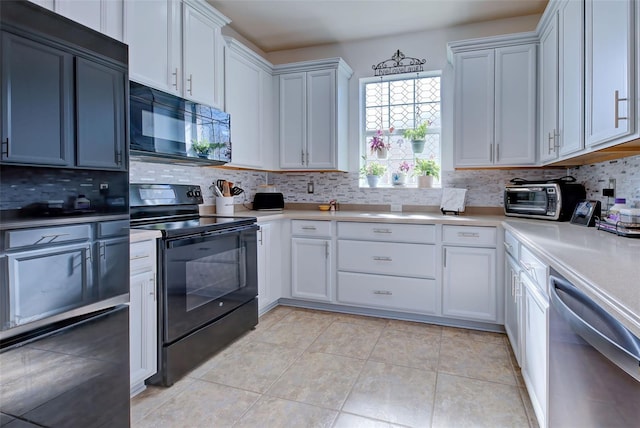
{"left": 359, "top": 71, "right": 442, "bottom": 188}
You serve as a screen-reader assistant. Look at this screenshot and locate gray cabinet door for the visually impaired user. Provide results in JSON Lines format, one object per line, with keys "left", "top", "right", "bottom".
{"left": 0, "top": 32, "right": 73, "bottom": 166}
{"left": 97, "top": 237, "right": 129, "bottom": 299}
{"left": 75, "top": 58, "right": 126, "bottom": 170}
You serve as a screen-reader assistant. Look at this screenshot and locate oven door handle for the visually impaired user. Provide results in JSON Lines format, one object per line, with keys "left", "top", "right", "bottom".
{"left": 166, "top": 224, "right": 259, "bottom": 245}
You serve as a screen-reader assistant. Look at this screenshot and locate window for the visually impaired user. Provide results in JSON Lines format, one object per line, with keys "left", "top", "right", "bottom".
{"left": 361, "top": 72, "right": 441, "bottom": 187}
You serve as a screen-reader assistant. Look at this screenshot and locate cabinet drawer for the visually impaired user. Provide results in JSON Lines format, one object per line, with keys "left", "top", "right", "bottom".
{"left": 338, "top": 240, "right": 435, "bottom": 278}
{"left": 338, "top": 271, "right": 437, "bottom": 314}
{"left": 442, "top": 225, "right": 497, "bottom": 247}
{"left": 338, "top": 222, "right": 435, "bottom": 243}
{"left": 291, "top": 220, "right": 332, "bottom": 237}
{"left": 519, "top": 245, "right": 548, "bottom": 294}
{"left": 130, "top": 239, "right": 156, "bottom": 273}
{"left": 503, "top": 230, "right": 519, "bottom": 259}
{"left": 6, "top": 224, "right": 91, "bottom": 249}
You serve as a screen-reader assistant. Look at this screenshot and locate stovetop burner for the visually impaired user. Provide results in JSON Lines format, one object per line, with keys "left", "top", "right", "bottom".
{"left": 509, "top": 176, "right": 578, "bottom": 186}
{"left": 129, "top": 184, "right": 256, "bottom": 238}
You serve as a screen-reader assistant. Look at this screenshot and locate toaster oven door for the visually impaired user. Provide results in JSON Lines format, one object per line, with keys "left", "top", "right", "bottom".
{"left": 505, "top": 187, "right": 550, "bottom": 215}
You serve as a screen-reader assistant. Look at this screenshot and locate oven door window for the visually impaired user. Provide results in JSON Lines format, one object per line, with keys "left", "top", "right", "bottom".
{"left": 164, "top": 228, "right": 257, "bottom": 342}
{"left": 506, "top": 189, "right": 548, "bottom": 213}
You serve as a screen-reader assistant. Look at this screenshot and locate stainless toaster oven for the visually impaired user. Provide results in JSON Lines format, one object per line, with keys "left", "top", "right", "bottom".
{"left": 504, "top": 178, "right": 585, "bottom": 221}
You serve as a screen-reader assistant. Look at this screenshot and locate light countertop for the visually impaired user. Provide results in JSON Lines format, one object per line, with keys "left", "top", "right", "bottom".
{"left": 130, "top": 229, "right": 162, "bottom": 242}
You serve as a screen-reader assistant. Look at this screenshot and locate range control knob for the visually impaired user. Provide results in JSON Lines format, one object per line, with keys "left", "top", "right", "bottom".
{"left": 186, "top": 190, "right": 194, "bottom": 197}
{"left": 194, "top": 190, "right": 202, "bottom": 198}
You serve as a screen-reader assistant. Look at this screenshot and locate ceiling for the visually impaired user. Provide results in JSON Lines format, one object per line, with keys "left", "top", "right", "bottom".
{"left": 207, "top": 0, "right": 548, "bottom": 53}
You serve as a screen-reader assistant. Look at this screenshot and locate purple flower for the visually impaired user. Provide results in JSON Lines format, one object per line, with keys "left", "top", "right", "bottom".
{"left": 369, "top": 130, "right": 390, "bottom": 153}
{"left": 399, "top": 161, "right": 411, "bottom": 173}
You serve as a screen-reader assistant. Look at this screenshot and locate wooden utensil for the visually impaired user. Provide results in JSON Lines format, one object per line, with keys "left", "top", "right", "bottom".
{"left": 222, "top": 181, "right": 231, "bottom": 197}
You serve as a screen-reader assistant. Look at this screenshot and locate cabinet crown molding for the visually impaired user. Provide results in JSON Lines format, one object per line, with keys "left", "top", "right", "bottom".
{"left": 273, "top": 57, "right": 353, "bottom": 77}
{"left": 183, "top": 0, "right": 231, "bottom": 27}
{"left": 447, "top": 31, "right": 538, "bottom": 64}
{"left": 224, "top": 36, "right": 273, "bottom": 73}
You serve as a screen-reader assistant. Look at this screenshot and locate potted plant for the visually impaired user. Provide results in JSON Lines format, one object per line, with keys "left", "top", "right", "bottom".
{"left": 360, "top": 157, "right": 386, "bottom": 188}
{"left": 191, "top": 140, "right": 211, "bottom": 158}
{"left": 369, "top": 129, "right": 391, "bottom": 159}
{"left": 392, "top": 161, "right": 411, "bottom": 186}
{"left": 403, "top": 121, "right": 429, "bottom": 154}
{"left": 413, "top": 157, "right": 440, "bottom": 188}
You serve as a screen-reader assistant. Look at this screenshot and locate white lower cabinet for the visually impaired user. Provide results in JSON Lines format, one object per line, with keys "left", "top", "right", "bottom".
{"left": 442, "top": 246, "right": 498, "bottom": 322}
{"left": 257, "top": 222, "right": 282, "bottom": 313}
{"left": 338, "top": 272, "right": 438, "bottom": 315}
{"left": 504, "top": 254, "right": 522, "bottom": 364}
{"left": 441, "top": 225, "right": 499, "bottom": 323}
{"left": 291, "top": 237, "right": 332, "bottom": 301}
{"left": 521, "top": 273, "right": 549, "bottom": 428}
{"left": 291, "top": 220, "right": 332, "bottom": 302}
{"left": 129, "top": 238, "right": 158, "bottom": 397}
{"left": 336, "top": 222, "right": 438, "bottom": 315}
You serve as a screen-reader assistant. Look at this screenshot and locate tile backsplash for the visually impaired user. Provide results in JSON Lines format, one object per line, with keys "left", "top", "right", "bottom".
{"left": 569, "top": 154, "right": 640, "bottom": 209}
{"left": 127, "top": 155, "right": 640, "bottom": 210}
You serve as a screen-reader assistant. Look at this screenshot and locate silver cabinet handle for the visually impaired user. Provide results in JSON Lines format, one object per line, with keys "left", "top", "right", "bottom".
{"left": 130, "top": 254, "right": 149, "bottom": 261}
{"left": 187, "top": 74, "right": 193, "bottom": 95}
{"left": 372, "top": 256, "right": 392, "bottom": 261}
{"left": 373, "top": 290, "right": 392, "bottom": 295}
{"left": 496, "top": 143, "right": 500, "bottom": 162}
{"left": 372, "top": 228, "right": 392, "bottom": 234}
{"left": 548, "top": 132, "right": 555, "bottom": 154}
{"left": 443, "top": 248, "right": 447, "bottom": 267}
{"left": 301, "top": 226, "right": 316, "bottom": 230}
{"left": 614, "top": 90, "right": 628, "bottom": 128}
{"left": 1, "top": 138, "right": 8, "bottom": 158}
{"left": 306, "top": 151, "right": 309, "bottom": 165}
{"left": 172, "top": 68, "right": 178, "bottom": 89}
{"left": 301, "top": 149, "right": 305, "bottom": 165}
{"left": 458, "top": 232, "right": 480, "bottom": 238}
{"left": 503, "top": 242, "right": 513, "bottom": 251}
{"left": 149, "top": 275, "right": 156, "bottom": 300}
{"left": 489, "top": 143, "right": 494, "bottom": 162}
{"left": 258, "top": 228, "right": 263, "bottom": 245}
{"left": 38, "top": 233, "right": 70, "bottom": 244}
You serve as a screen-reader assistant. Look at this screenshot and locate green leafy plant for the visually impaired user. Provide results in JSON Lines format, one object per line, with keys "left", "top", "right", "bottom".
{"left": 402, "top": 122, "right": 429, "bottom": 141}
{"left": 413, "top": 157, "right": 440, "bottom": 179}
{"left": 191, "top": 140, "right": 211, "bottom": 155}
{"left": 359, "top": 156, "right": 386, "bottom": 177}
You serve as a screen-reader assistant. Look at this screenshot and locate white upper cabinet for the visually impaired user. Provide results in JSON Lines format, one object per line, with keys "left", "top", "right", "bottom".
{"left": 125, "top": 0, "right": 229, "bottom": 108}
{"left": 539, "top": 0, "right": 584, "bottom": 164}
{"left": 28, "top": 0, "right": 123, "bottom": 41}
{"left": 450, "top": 34, "right": 538, "bottom": 167}
{"left": 585, "top": 0, "right": 637, "bottom": 147}
{"left": 224, "top": 38, "right": 274, "bottom": 169}
{"left": 538, "top": 15, "right": 559, "bottom": 163}
{"left": 274, "top": 58, "right": 352, "bottom": 171}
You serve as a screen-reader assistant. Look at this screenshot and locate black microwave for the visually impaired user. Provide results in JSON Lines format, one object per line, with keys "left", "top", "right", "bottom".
{"left": 129, "top": 82, "right": 231, "bottom": 165}
{"left": 504, "top": 182, "right": 585, "bottom": 221}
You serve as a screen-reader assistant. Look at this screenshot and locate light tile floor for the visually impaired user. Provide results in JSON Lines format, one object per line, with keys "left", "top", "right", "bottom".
{"left": 131, "top": 306, "right": 539, "bottom": 428}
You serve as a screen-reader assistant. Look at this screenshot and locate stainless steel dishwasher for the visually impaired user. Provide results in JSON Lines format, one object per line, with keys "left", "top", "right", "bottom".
{"left": 549, "top": 273, "right": 640, "bottom": 427}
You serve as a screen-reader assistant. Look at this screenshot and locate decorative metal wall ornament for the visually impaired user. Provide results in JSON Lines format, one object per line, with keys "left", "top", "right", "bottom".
{"left": 372, "top": 49, "right": 426, "bottom": 76}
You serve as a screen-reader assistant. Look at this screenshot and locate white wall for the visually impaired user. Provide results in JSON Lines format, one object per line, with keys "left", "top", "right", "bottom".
{"left": 265, "top": 14, "right": 541, "bottom": 172}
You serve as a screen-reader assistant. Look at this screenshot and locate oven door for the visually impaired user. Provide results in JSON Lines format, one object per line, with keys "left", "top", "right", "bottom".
{"left": 161, "top": 224, "right": 258, "bottom": 343}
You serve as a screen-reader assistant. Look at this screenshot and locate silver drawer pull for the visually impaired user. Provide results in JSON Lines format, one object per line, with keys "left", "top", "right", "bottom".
{"left": 373, "top": 290, "right": 392, "bottom": 295}
{"left": 373, "top": 228, "right": 392, "bottom": 233}
{"left": 458, "top": 232, "right": 480, "bottom": 238}
{"left": 301, "top": 226, "right": 317, "bottom": 230}
{"left": 503, "top": 242, "right": 513, "bottom": 251}
{"left": 373, "top": 256, "right": 392, "bottom": 262}
{"left": 131, "top": 254, "right": 150, "bottom": 260}
{"left": 36, "top": 233, "right": 71, "bottom": 244}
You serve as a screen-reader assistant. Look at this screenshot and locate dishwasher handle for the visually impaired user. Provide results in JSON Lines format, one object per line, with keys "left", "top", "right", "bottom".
{"left": 549, "top": 275, "right": 640, "bottom": 382}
